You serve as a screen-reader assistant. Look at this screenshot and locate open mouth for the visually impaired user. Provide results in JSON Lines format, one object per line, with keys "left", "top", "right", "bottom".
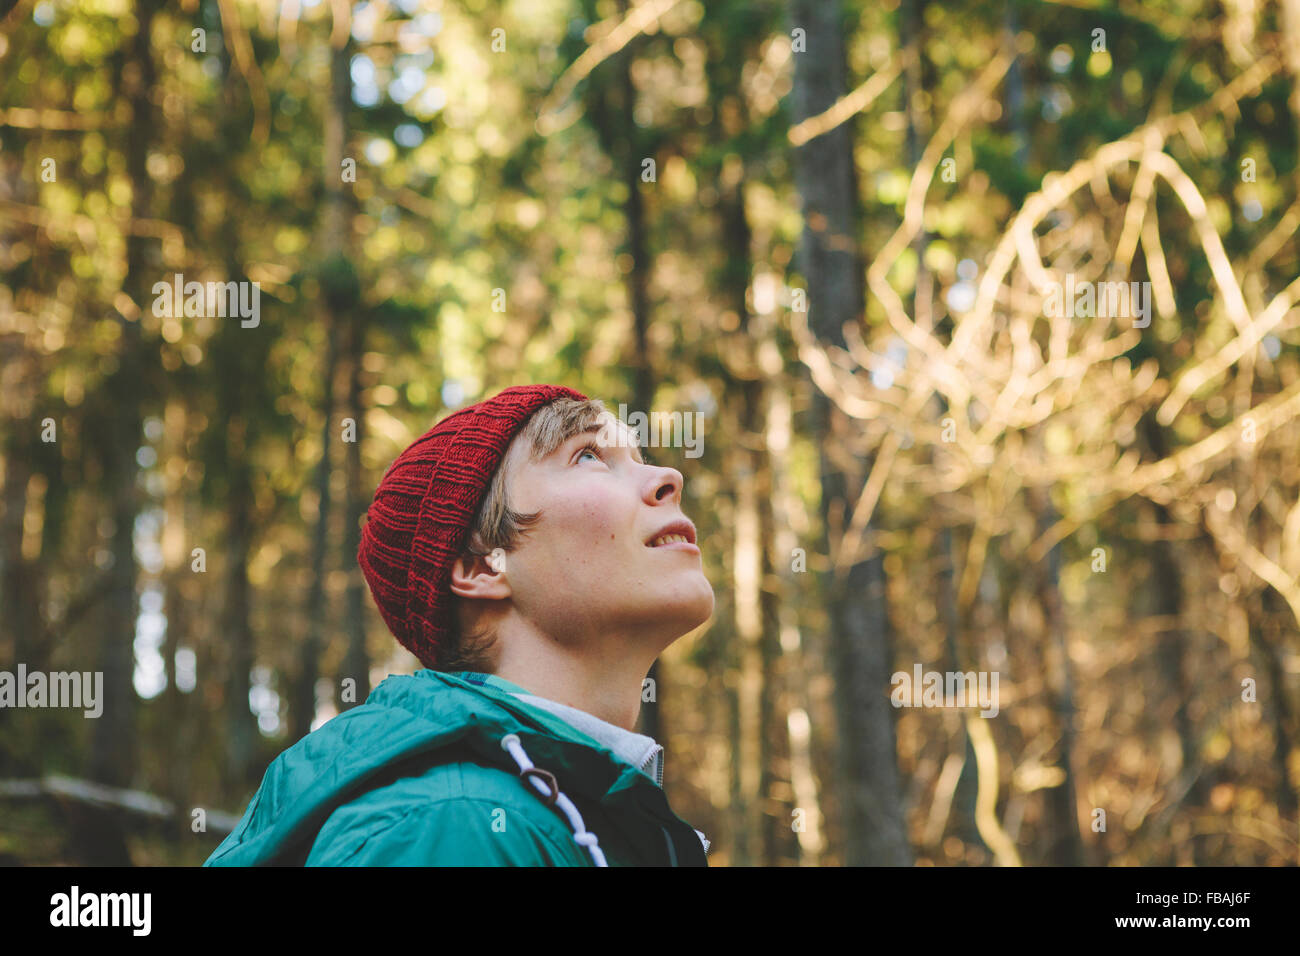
{"left": 646, "top": 521, "right": 698, "bottom": 549}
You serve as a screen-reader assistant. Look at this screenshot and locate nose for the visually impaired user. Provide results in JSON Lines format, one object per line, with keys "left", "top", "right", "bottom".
{"left": 646, "top": 464, "right": 684, "bottom": 504}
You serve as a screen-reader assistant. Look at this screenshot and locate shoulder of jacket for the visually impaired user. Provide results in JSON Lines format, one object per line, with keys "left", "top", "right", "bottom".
{"left": 310, "top": 790, "right": 591, "bottom": 866}
{"left": 311, "top": 753, "right": 587, "bottom": 855}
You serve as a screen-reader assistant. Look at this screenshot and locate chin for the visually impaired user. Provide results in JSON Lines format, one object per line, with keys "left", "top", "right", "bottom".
{"left": 665, "top": 578, "right": 715, "bottom": 635}
{"left": 693, "top": 580, "right": 716, "bottom": 625}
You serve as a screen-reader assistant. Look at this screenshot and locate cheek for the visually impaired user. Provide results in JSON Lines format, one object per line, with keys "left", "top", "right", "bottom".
{"left": 545, "top": 484, "right": 634, "bottom": 551}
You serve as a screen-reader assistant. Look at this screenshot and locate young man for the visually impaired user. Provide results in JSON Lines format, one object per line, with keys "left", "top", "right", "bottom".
{"left": 205, "top": 384, "right": 714, "bottom": 866}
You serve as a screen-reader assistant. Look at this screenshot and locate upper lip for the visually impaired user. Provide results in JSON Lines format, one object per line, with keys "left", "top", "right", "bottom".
{"left": 646, "top": 519, "right": 697, "bottom": 546}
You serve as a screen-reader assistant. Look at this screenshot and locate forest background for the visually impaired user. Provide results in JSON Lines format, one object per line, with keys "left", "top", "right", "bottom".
{"left": 2, "top": 0, "right": 1299, "bottom": 866}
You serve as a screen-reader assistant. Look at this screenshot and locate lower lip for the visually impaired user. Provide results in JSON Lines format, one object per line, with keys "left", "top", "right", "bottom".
{"left": 648, "top": 541, "right": 700, "bottom": 554}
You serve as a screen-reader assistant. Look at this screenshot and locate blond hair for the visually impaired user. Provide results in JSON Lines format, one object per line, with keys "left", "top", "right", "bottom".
{"left": 438, "top": 396, "right": 611, "bottom": 671}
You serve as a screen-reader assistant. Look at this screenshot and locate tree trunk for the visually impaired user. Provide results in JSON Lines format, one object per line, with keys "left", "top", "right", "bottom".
{"left": 160, "top": 399, "right": 188, "bottom": 810}
{"left": 222, "top": 432, "right": 258, "bottom": 789}
{"left": 89, "top": 0, "right": 163, "bottom": 796}
{"left": 294, "top": 27, "right": 354, "bottom": 740}
{"left": 1139, "top": 413, "right": 1202, "bottom": 862}
{"left": 936, "top": 526, "right": 981, "bottom": 848}
{"left": 1030, "top": 484, "right": 1086, "bottom": 865}
{"left": 790, "top": 0, "right": 911, "bottom": 865}
{"left": 1256, "top": 588, "right": 1299, "bottom": 829}
{"left": 717, "top": 153, "right": 789, "bottom": 863}
{"left": 295, "top": 332, "right": 336, "bottom": 742}
{"left": 0, "top": 438, "right": 32, "bottom": 667}
{"left": 731, "top": 433, "right": 760, "bottom": 865}
{"left": 768, "top": 382, "right": 826, "bottom": 864}
{"left": 341, "top": 311, "right": 370, "bottom": 709}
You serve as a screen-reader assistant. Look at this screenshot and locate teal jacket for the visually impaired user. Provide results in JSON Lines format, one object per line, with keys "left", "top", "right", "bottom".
{"left": 204, "top": 670, "right": 708, "bottom": 866}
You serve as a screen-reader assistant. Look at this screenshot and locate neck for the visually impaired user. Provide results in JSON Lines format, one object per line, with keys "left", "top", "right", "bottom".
{"left": 487, "top": 616, "right": 660, "bottom": 731}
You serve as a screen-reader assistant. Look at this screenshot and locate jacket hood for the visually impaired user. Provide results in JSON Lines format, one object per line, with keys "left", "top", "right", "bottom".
{"left": 205, "top": 670, "right": 704, "bottom": 866}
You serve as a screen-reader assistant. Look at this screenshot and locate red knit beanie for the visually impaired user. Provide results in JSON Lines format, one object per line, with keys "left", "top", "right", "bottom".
{"left": 358, "top": 384, "right": 589, "bottom": 669}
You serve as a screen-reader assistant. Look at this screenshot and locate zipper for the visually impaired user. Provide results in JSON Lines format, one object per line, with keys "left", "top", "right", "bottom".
{"left": 639, "top": 745, "right": 664, "bottom": 787}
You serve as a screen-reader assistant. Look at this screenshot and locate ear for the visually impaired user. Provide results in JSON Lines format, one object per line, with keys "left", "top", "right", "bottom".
{"left": 448, "top": 550, "right": 512, "bottom": 601}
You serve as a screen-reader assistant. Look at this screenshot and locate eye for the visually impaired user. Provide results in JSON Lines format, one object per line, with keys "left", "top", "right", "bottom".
{"left": 575, "top": 441, "right": 605, "bottom": 464}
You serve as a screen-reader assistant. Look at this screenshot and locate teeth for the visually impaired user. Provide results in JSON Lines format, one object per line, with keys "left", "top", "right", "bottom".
{"left": 651, "top": 533, "right": 690, "bottom": 547}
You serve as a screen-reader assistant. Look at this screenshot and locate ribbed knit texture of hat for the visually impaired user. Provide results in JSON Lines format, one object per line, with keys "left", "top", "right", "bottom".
{"left": 358, "top": 384, "right": 589, "bottom": 669}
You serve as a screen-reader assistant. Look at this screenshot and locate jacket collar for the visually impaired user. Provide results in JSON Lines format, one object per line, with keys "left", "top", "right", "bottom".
{"left": 447, "top": 671, "right": 664, "bottom": 786}
{"left": 445, "top": 671, "right": 710, "bottom": 858}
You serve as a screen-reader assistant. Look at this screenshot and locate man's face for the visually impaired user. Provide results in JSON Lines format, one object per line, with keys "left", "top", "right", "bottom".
{"left": 499, "top": 411, "right": 714, "bottom": 651}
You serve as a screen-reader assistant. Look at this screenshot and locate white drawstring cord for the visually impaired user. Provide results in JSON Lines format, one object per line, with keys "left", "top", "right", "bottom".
{"left": 500, "top": 733, "right": 608, "bottom": 866}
